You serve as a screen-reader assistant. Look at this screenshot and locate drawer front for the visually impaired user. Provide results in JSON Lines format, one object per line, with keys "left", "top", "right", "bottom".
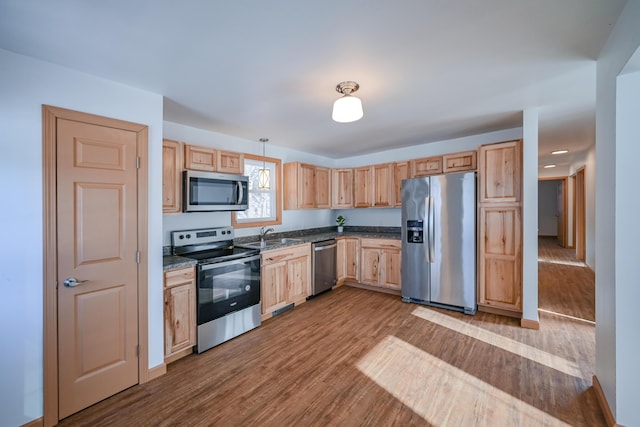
{"left": 164, "top": 266, "right": 195, "bottom": 288}
{"left": 360, "top": 238, "right": 401, "bottom": 250}
{"left": 262, "top": 243, "right": 311, "bottom": 264}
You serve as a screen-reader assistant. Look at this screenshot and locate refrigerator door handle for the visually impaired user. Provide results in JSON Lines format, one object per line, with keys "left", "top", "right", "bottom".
{"left": 428, "top": 195, "right": 435, "bottom": 263}
{"left": 425, "top": 196, "right": 431, "bottom": 263}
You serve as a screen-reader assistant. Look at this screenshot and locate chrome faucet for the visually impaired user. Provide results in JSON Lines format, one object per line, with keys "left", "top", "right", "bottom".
{"left": 260, "top": 226, "right": 275, "bottom": 243}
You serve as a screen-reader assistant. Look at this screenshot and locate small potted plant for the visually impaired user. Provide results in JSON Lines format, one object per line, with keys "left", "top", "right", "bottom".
{"left": 336, "top": 215, "right": 346, "bottom": 233}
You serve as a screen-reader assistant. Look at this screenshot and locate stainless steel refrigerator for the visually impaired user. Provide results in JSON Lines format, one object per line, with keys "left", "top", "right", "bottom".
{"left": 401, "top": 172, "right": 477, "bottom": 314}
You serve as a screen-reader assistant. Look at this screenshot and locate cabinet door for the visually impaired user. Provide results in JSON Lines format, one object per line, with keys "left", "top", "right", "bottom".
{"left": 184, "top": 144, "right": 217, "bottom": 171}
{"left": 315, "top": 166, "right": 331, "bottom": 209}
{"left": 360, "top": 247, "right": 380, "bottom": 285}
{"left": 261, "top": 261, "right": 288, "bottom": 315}
{"left": 354, "top": 166, "right": 373, "bottom": 208}
{"left": 344, "top": 238, "right": 360, "bottom": 281}
{"left": 394, "top": 161, "right": 410, "bottom": 207}
{"left": 217, "top": 150, "right": 244, "bottom": 174}
{"left": 411, "top": 156, "right": 442, "bottom": 177}
{"left": 298, "top": 163, "right": 316, "bottom": 209}
{"left": 331, "top": 168, "right": 354, "bottom": 208}
{"left": 443, "top": 150, "right": 477, "bottom": 173}
{"left": 337, "top": 237, "right": 360, "bottom": 284}
{"left": 287, "top": 255, "right": 311, "bottom": 304}
{"left": 373, "top": 163, "right": 395, "bottom": 207}
{"left": 162, "top": 139, "right": 182, "bottom": 213}
{"left": 164, "top": 283, "right": 196, "bottom": 356}
{"left": 479, "top": 140, "right": 521, "bottom": 204}
{"left": 381, "top": 247, "right": 402, "bottom": 290}
{"left": 478, "top": 206, "right": 522, "bottom": 311}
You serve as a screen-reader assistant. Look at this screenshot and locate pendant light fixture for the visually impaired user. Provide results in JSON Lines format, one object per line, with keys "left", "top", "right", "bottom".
{"left": 258, "top": 138, "right": 270, "bottom": 189}
{"left": 332, "top": 81, "right": 363, "bottom": 123}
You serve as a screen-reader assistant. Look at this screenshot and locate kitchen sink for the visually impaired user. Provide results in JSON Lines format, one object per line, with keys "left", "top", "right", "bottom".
{"left": 238, "top": 238, "right": 303, "bottom": 249}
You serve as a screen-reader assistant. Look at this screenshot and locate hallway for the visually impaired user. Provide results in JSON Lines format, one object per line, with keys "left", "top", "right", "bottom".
{"left": 538, "top": 236, "right": 595, "bottom": 323}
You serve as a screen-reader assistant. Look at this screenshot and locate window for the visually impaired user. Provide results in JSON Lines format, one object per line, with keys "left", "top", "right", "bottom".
{"left": 232, "top": 154, "right": 282, "bottom": 228}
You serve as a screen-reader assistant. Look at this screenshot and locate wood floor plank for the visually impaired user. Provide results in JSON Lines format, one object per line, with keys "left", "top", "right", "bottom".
{"left": 59, "top": 242, "right": 603, "bottom": 426}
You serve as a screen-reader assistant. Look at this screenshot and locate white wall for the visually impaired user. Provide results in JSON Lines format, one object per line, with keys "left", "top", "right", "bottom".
{"left": 522, "top": 109, "right": 539, "bottom": 324}
{"left": 538, "top": 180, "right": 558, "bottom": 236}
{"left": 0, "top": 49, "right": 164, "bottom": 426}
{"left": 162, "top": 121, "right": 337, "bottom": 244}
{"left": 614, "top": 66, "right": 640, "bottom": 427}
{"left": 595, "top": 2, "right": 640, "bottom": 424}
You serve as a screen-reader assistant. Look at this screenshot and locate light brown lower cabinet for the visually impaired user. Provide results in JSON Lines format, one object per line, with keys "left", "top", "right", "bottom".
{"left": 359, "top": 238, "right": 402, "bottom": 291}
{"left": 337, "top": 237, "right": 360, "bottom": 284}
{"left": 478, "top": 205, "right": 522, "bottom": 312}
{"left": 164, "top": 266, "right": 196, "bottom": 363}
{"left": 261, "top": 243, "right": 311, "bottom": 319}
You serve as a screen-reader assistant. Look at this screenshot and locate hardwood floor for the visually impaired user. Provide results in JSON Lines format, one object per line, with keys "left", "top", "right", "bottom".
{"left": 538, "top": 236, "right": 595, "bottom": 322}
{"left": 60, "top": 248, "right": 602, "bottom": 426}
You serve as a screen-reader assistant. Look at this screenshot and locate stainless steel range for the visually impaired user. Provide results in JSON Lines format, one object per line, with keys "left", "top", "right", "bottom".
{"left": 171, "top": 227, "right": 261, "bottom": 353}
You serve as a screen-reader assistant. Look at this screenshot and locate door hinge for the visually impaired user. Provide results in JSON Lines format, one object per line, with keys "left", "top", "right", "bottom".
{"left": 136, "top": 156, "right": 140, "bottom": 169}
{"left": 136, "top": 251, "right": 140, "bottom": 264}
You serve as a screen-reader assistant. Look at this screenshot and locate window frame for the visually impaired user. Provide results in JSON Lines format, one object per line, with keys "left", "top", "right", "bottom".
{"left": 232, "top": 153, "right": 282, "bottom": 229}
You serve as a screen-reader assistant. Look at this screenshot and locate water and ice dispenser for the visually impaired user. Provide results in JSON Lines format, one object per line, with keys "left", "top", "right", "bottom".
{"left": 406, "top": 220, "right": 424, "bottom": 243}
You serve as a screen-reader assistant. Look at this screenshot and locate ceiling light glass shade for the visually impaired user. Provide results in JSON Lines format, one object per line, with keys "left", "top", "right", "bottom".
{"left": 332, "top": 95, "right": 363, "bottom": 123}
{"left": 551, "top": 149, "right": 569, "bottom": 155}
{"left": 543, "top": 164, "right": 557, "bottom": 168}
{"left": 258, "top": 169, "right": 270, "bottom": 189}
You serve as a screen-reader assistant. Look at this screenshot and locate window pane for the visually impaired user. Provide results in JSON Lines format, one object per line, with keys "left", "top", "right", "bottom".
{"left": 236, "top": 158, "right": 277, "bottom": 223}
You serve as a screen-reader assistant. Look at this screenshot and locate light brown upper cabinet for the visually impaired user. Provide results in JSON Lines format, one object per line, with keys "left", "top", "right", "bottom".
{"left": 443, "top": 150, "right": 477, "bottom": 173}
{"left": 163, "top": 139, "right": 182, "bottom": 214}
{"left": 315, "top": 166, "right": 331, "bottom": 209}
{"left": 216, "top": 150, "right": 244, "bottom": 175}
{"left": 184, "top": 144, "right": 217, "bottom": 171}
{"left": 411, "top": 156, "right": 442, "bottom": 177}
{"left": 478, "top": 140, "right": 521, "bottom": 204}
{"left": 354, "top": 166, "right": 373, "bottom": 208}
{"left": 394, "top": 161, "right": 411, "bottom": 207}
{"left": 284, "top": 162, "right": 325, "bottom": 210}
{"left": 373, "top": 163, "right": 395, "bottom": 207}
{"left": 354, "top": 163, "right": 395, "bottom": 208}
{"left": 331, "top": 168, "right": 354, "bottom": 208}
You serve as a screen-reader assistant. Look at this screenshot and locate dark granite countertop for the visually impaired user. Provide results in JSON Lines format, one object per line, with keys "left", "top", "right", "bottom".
{"left": 234, "top": 226, "right": 400, "bottom": 252}
{"left": 163, "top": 255, "right": 197, "bottom": 271}
{"left": 163, "top": 226, "right": 401, "bottom": 264}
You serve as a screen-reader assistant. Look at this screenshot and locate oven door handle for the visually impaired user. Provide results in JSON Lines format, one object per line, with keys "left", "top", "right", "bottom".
{"left": 199, "top": 254, "right": 261, "bottom": 271}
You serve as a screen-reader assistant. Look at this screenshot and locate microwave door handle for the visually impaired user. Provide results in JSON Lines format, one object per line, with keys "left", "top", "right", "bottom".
{"left": 237, "top": 181, "right": 244, "bottom": 205}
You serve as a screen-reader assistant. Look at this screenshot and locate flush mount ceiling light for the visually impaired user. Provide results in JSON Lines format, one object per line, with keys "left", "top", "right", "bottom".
{"left": 551, "top": 149, "right": 569, "bottom": 155}
{"left": 543, "top": 164, "right": 557, "bottom": 169}
{"left": 258, "top": 138, "right": 270, "bottom": 190}
{"left": 332, "top": 81, "right": 363, "bottom": 123}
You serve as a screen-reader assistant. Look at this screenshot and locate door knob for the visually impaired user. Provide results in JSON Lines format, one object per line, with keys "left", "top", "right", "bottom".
{"left": 63, "top": 277, "right": 89, "bottom": 287}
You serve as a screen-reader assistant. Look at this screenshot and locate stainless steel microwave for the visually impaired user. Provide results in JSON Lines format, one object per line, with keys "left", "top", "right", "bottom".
{"left": 183, "top": 170, "right": 249, "bottom": 212}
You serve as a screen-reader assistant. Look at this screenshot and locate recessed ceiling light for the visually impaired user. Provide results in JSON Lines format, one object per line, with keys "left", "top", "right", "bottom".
{"left": 551, "top": 149, "right": 569, "bottom": 155}
{"left": 543, "top": 164, "right": 557, "bottom": 168}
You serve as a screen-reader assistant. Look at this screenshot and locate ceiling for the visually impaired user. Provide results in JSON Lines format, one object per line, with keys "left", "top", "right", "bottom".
{"left": 0, "top": 0, "right": 627, "bottom": 166}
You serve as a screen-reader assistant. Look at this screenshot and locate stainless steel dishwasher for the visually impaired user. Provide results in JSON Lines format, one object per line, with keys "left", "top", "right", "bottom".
{"left": 311, "top": 239, "right": 337, "bottom": 296}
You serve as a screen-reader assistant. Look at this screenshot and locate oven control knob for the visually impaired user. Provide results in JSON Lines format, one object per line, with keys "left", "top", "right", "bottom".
{"left": 178, "top": 235, "right": 184, "bottom": 239}
{"left": 186, "top": 234, "right": 191, "bottom": 239}
{"left": 221, "top": 230, "right": 226, "bottom": 235}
